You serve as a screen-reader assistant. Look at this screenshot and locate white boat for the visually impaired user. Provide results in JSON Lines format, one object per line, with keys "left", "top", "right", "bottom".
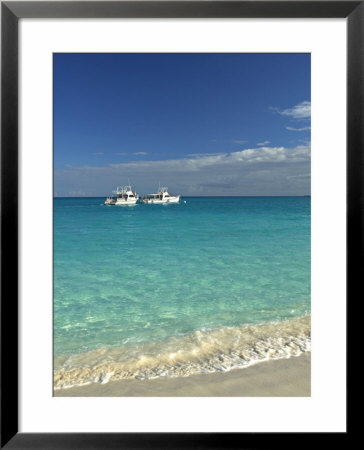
{"left": 114, "top": 185, "right": 139, "bottom": 205}
{"left": 104, "top": 196, "right": 116, "bottom": 205}
{"left": 142, "top": 187, "right": 180, "bottom": 204}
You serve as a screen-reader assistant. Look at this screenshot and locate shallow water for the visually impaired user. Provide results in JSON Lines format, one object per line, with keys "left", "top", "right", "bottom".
{"left": 54, "top": 196, "right": 310, "bottom": 388}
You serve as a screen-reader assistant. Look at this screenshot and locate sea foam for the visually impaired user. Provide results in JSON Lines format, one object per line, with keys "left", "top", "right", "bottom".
{"left": 54, "top": 315, "right": 310, "bottom": 390}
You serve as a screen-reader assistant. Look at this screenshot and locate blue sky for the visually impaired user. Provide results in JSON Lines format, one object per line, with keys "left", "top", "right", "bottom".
{"left": 54, "top": 53, "right": 310, "bottom": 196}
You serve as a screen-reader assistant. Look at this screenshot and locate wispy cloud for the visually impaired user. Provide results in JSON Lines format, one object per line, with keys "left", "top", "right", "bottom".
{"left": 286, "top": 173, "right": 311, "bottom": 179}
{"left": 271, "top": 101, "right": 311, "bottom": 120}
{"left": 257, "top": 141, "right": 271, "bottom": 146}
{"left": 286, "top": 126, "right": 311, "bottom": 132}
{"left": 232, "top": 139, "right": 248, "bottom": 145}
{"left": 187, "top": 152, "right": 226, "bottom": 157}
{"left": 55, "top": 144, "right": 311, "bottom": 197}
{"left": 133, "top": 152, "right": 147, "bottom": 155}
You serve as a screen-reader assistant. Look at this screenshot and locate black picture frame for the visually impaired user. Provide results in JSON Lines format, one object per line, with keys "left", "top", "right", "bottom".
{"left": 1, "top": 1, "right": 357, "bottom": 448}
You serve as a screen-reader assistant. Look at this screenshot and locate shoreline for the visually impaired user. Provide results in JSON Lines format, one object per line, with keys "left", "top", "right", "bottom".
{"left": 54, "top": 352, "right": 310, "bottom": 397}
{"left": 54, "top": 315, "right": 311, "bottom": 390}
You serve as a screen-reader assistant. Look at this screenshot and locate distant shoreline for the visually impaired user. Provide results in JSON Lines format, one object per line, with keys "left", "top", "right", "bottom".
{"left": 54, "top": 352, "right": 310, "bottom": 397}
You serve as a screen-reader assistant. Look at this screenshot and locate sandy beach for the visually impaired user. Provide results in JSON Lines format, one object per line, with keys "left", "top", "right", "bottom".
{"left": 54, "top": 352, "right": 310, "bottom": 397}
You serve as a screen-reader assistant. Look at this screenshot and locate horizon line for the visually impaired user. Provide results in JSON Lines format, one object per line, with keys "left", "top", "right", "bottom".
{"left": 54, "top": 194, "right": 311, "bottom": 198}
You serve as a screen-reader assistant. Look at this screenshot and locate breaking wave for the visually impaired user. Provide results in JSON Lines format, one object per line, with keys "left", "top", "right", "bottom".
{"left": 54, "top": 315, "right": 310, "bottom": 390}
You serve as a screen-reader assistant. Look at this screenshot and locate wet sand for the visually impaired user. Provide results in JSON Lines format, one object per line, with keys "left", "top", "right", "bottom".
{"left": 54, "top": 352, "right": 310, "bottom": 397}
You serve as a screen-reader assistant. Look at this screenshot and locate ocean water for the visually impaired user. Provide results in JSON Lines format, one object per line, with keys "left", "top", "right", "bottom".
{"left": 54, "top": 197, "right": 311, "bottom": 389}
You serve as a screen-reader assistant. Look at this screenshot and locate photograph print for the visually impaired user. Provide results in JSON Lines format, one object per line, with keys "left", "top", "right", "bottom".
{"left": 53, "top": 53, "right": 311, "bottom": 397}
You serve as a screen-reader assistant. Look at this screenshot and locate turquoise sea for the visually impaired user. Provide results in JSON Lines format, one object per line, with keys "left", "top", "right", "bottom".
{"left": 54, "top": 197, "right": 310, "bottom": 389}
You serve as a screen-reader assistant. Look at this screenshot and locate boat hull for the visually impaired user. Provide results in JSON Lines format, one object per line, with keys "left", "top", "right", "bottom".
{"left": 142, "top": 196, "right": 180, "bottom": 204}
{"left": 115, "top": 199, "right": 138, "bottom": 205}
{"left": 104, "top": 199, "right": 116, "bottom": 205}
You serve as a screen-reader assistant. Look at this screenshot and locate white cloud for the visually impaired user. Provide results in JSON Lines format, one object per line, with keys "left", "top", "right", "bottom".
{"left": 287, "top": 173, "right": 311, "bottom": 179}
{"left": 55, "top": 144, "right": 311, "bottom": 197}
{"left": 133, "top": 152, "right": 147, "bottom": 155}
{"left": 272, "top": 101, "right": 311, "bottom": 120}
{"left": 286, "top": 126, "right": 311, "bottom": 132}
{"left": 257, "top": 140, "right": 271, "bottom": 146}
{"left": 187, "top": 152, "right": 226, "bottom": 157}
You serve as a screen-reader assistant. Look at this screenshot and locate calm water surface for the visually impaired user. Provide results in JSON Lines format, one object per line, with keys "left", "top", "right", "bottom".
{"left": 54, "top": 197, "right": 310, "bottom": 388}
